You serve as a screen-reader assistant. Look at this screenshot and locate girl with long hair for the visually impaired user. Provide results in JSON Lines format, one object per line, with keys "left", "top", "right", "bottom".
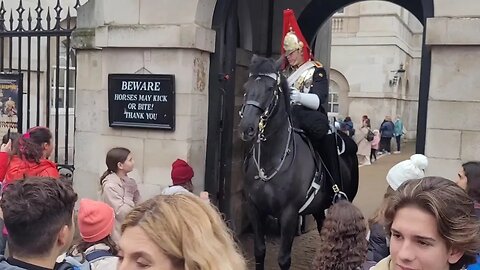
{"left": 4, "top": 126, "right": 58, "bottom": 185}
{"left": 100, "top": 147, "right": 140, "bottom": 244}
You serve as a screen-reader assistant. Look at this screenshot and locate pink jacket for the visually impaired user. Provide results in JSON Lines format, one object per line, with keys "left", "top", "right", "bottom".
{"left": 101, "top": 173, "right": 141, "bottom": 243}
{"left": 371, "top": 134, "right": 381, "bottom": 150}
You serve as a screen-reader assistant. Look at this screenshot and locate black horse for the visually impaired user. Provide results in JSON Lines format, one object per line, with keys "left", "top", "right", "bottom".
{"left": 239, "top": 55, "right": 359, "bottom": 270}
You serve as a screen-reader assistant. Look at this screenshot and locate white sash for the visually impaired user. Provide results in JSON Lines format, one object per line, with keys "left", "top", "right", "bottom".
{"left": 286, "top": 61, "right": 315, "bottom": 87}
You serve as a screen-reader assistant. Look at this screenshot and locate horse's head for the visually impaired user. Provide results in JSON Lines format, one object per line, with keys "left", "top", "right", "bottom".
{"left": 239, "top": 55, "right": 285, "bottom": 142}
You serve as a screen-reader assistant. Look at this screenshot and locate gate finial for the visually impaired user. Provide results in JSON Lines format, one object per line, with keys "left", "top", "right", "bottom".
{"left": 0, "top": 2, "right": 6, "bottom": 31}
{"left": 15, "top": 0, "right": 25, "bottom": 31}
{"left": 34, "top": 0, "right": 44, "bottom": 31}
{"left": 53, "top": 0, "right": 62, "bottom": 30}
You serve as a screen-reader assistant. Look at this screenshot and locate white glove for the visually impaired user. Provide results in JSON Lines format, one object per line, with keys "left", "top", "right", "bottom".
{"left": 290, "top": 89, "right": 302, "bottom": 104}
{"left": 290, "top": 89, "right": 320, "bottom": 110}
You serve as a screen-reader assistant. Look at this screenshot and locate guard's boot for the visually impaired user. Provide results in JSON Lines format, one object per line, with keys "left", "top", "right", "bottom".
{"left": 316, "top": 133, "right": 342, "bottom": 192}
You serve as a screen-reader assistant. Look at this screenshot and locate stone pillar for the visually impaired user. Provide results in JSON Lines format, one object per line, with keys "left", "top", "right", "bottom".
{"left": 424, "top": 0, "right": 480, "bottom": 179}
{"left": 72, "top": 0, "right": 216, "bottom": 199}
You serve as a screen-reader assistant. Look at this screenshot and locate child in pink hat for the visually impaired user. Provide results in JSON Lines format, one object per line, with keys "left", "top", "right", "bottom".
{"left": 65, "top": 199, "right": 118, "bottom": 270}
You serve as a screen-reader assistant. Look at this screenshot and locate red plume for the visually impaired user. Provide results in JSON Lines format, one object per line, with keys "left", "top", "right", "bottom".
{"left": 281, "top": 9, "right": 311, "bottom": 63}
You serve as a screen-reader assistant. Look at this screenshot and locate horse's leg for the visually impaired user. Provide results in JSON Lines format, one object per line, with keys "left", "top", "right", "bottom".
{"left": 278, "top": 207, "right": 298, "bottom": 270}
{"left": 313, "top": 210, "right": 326, "bottom": 235}
{"left": 247, "top": 202, "right": 267, "bottom": 270}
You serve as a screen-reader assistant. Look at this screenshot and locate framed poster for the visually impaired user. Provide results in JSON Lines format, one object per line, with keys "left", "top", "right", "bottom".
{"left": 108, "top": 74, "right": 175, "bottom": 130}
{"left": 0, "top": 73, "right": 23, "bottom": 135}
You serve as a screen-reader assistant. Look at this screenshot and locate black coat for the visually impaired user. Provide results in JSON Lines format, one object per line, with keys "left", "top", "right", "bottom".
{"left": 366, "top": 223, "right": 390, "bottom": 262}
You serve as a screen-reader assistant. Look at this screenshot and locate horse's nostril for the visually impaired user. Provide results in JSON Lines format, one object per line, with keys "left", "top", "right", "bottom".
{"left": 247, "top": 127, "right": 255, "bottom": 136}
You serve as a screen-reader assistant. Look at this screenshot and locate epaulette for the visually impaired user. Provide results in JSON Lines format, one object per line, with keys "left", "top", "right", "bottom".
{"left": 313, "top": 61, "right": 323, "bottom": 68}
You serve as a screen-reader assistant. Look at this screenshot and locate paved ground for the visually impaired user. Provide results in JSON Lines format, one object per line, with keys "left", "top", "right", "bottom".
{"left": 240, "top": 142, "right": 415, "bottom": 270}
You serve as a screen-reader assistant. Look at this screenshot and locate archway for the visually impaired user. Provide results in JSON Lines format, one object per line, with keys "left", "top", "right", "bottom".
{"left": 205, "top": 0, "right": 434, "bottom": 232}
{"left": 298, "top": 0, "right": 434, "bottom": 153}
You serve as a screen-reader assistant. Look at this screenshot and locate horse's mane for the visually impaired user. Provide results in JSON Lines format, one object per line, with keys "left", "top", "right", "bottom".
{"left": 249, "top": 55, "right": 292, "bottom": 117}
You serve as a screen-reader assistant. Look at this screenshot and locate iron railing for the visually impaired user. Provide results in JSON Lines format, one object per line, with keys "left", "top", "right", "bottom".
{"left": 0, "top": 0, "right": 81, "bottom": 176}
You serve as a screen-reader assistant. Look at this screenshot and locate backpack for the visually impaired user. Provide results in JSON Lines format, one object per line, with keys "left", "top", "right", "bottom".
{"left": 57, "top": 250, "right": 113, "bottom": 270}
{"left": 366, "top": 129, "right": 375, "bottom": 142}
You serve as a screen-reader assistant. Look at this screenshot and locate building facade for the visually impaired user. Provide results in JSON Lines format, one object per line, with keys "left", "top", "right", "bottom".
{"left": 2, "top": 0, "right": 480, "bottom": 233}
{"left": 329, "top": 2, "right": 423, "bottom": 138}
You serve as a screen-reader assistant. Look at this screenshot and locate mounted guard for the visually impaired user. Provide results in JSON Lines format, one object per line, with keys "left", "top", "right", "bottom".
{"left": 238, "top": 9, "right": 359, "bottom": 269}
{"left": 281, "top": 9, "right": 342, "bottom": 189}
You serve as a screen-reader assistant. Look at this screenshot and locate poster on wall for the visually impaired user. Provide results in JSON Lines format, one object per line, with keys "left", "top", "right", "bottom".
{"left": 108, "top": 74, "right": 175, "bottom": 130}
{"left": 0, "top": 73, "right": 23, "bottom": 135}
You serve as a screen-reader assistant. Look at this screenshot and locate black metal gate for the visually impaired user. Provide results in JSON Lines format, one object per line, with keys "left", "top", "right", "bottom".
{"left": 0, "top": 0, "right": 80, "bottom": 174}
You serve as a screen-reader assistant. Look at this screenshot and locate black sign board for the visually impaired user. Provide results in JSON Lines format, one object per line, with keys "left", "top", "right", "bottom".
{"left": 0, "top": 73, "right": 23, "bottom": 134}
{"left": 108, "top": 74, "right": 175, "bottom": 130}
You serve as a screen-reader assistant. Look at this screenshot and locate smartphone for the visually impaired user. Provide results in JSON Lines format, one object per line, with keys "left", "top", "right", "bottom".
{"left": 2, "top": 128, "right": 9, "bottom": 144}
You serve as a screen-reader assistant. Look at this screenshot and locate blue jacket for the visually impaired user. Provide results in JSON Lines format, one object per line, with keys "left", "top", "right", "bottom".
{"left": 380, "top": 121, "right": 394, "bottom": 138}
{"left": 468, "top": 256, "right": 480, "bottom": 270}
{"left": 467, "top": 204, "right": 480, "bottom": 269}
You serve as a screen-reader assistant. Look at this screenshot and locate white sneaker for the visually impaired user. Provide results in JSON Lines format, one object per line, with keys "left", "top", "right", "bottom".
{"left": 393, "top": 151, "right": 401, "bottom": 154}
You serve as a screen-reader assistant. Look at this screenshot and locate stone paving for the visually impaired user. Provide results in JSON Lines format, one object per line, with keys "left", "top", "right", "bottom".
{"left": 240, "top": 142, "right": 415, "bottom": 270}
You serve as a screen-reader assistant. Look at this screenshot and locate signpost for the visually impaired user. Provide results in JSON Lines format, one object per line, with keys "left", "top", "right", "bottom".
{"left": 108, "top": 74, "right": 175, "bottom": 130}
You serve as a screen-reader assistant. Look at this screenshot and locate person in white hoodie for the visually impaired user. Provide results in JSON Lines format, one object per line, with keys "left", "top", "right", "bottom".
{"left": 65, "top": 199, "right": 118, "bottom": 270}
{"left": 366, "top": 154, "right": 428, "bottom": 265}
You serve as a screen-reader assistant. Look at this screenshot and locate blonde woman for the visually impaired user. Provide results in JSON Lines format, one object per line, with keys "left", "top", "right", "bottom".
{"left": 356, "top": 118, "right": 372, "bottom": 165}
{"left": 117, "top": 194, "right": 247, "bottom": 270}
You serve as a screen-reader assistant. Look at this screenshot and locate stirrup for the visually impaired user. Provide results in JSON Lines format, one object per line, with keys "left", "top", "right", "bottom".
{"left": 333, "top": 190, "right": 349, "bottom": 204}
{"left": 337, "top": 137, "right": 345, "bottom": 155}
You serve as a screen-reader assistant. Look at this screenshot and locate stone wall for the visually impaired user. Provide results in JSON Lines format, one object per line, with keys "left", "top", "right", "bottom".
{"left": 426, "top": 13, "right": 480, "bottom": 178}
{"left": 72, "top": 0, "right": 215, "bottom": 200}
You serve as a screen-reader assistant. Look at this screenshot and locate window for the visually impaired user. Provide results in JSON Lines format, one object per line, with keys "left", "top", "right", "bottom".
{"left": 50, "top": 42, "right": 75, "bottom": 113}
{"left": 328, "top": 91, "right": 339, "bottom": 113}
{"left": 51, "top": 65, "right": 75, "bottom": 111}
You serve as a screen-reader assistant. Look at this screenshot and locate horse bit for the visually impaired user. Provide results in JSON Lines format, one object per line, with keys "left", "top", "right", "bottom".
{"left": 239, "top": 72, "right": 293, "bottom": 181}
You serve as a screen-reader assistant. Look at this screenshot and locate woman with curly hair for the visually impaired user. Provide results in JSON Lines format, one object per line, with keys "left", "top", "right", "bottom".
{"left": 313, "top": 200, "right": 368, "bottom": 270}
{"left": 117, "top": 194, "right": 246, "bottom": 270}
{"left": 372, "top": 177, "right": 480, "bottom": 270}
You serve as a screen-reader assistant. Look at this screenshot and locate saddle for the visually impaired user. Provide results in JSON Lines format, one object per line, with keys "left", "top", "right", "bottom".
{"left": 293, "top": 128, "right": 349, "bottom": 214}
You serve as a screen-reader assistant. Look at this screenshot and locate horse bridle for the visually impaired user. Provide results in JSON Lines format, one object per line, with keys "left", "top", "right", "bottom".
{"left": 239, "top": 72, "right": 282, "bottom": 141}
{"left": 240, "top": 72, "right": 294, "bottom": 181}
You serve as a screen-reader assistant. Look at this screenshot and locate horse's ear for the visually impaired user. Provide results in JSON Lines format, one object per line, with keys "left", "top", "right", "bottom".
{"left": 251, "top": 54, "right": 259, "bottom": 64}
{"left": 274, "top": 56, "right": 284, "bottom": 71}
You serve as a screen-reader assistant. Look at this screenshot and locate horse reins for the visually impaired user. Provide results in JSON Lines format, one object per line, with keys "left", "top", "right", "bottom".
{"left": 241, "top": 72, "right": 293, "bottom": 181}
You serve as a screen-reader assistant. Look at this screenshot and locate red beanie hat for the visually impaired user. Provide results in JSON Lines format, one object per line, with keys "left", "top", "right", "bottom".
{"left": 171, "top": 159, "right": 194, "bottom": 185}
{"left": 78, "top": 199, "right": 115, "bottom": 243}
